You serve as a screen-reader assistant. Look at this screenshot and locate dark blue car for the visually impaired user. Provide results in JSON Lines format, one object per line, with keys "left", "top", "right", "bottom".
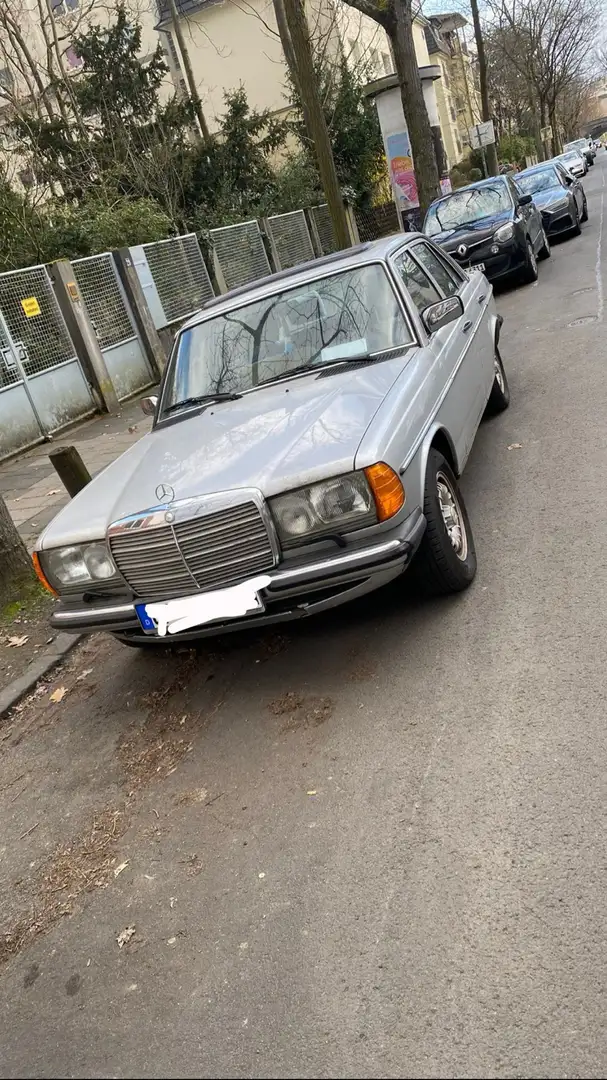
{"left": 423, "top": 174, "right": 549, "bottom": 286}
{"left": 515, "top": 160, "right": 587, "bottom": 238}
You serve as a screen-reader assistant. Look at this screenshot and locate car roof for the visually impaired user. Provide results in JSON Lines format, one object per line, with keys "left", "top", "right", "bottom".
{"left": 427, "top": 174, "right": 508, "bottom": 208}
{"left": 516, "top": 161, "right": 559, "bottom": 176}
{"left": 180, "top": 234, "right": 419, "bottom": 329}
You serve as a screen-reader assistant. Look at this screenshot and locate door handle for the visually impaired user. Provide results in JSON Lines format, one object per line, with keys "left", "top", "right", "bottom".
{"left": 462, "top": 320, "right": 472, "bottom": 333}
{"left": 478, "top": 294, "right": 486, "bottom": 303}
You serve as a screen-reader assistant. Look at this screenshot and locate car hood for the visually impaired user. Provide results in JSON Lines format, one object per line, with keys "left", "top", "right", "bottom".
{"left": 427, "top": 208, "right": 512, "bottom": 249}
{"left": 529, "top": 187, "right": 567, "bottom": 208}
{"left": 39, "top": 358, "right": 409, "bottom": 549}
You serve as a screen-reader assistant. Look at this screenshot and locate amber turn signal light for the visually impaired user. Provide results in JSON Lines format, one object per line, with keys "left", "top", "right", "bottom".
{"left": 364, "top": 462, "right": 405, "bottom": 521}
{"left": 32, "top": 551, "right": 57, "bottom": 597}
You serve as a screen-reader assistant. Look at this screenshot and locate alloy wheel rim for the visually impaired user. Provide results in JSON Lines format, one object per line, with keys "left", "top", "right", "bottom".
{"left": 436, "top": 471, "right": 468, "bottom": 561}
{"left": 494, "top": 355, "right": 506, "bottom": 394}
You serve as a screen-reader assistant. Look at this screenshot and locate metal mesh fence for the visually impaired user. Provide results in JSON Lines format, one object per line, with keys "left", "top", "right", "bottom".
{"left": 308, "top": 204, "right": 336, "bottom": 255}
{"left": 72, "top": 253, "right": 134, "bottom": 349}
{"left": 0, "top": 265, "right": 76, "bottom": 378}
{"left": 0, "top": 317, "right": 19, "bottom": 389}
{"left": 355, "top": 202, "right": 401, "bottom": 242}
{"left": 143, "top": 234, "right": 214, "bottom": 326}
{"left": 266, "top": 210, "right": 315, "bottom": 270}
{"left": 210, "top": 221, "right": 271, "bottom": 290}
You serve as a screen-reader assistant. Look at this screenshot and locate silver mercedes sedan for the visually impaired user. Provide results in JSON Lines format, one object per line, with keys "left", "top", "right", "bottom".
{"left": 34, "top": 235, "right": 509, "bottom": 646}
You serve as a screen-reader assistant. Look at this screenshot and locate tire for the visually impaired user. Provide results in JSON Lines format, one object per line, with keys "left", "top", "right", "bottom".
{"left": 571, "top": 204, "right": 582, "bottom": 236}
{"left": 520, "top": 238, "right": 539, "bottom": 284}
{"left": 538, "top": 227, "right": 551, "bottom": 260}
{"left": 485, "top": 346, "right": 510, "bottom": 415}
{"left": 414, "top": 449, "right": 477, "bottom": 596}
{"left": 581, "top": 196, "right": 588, "bottom": 222}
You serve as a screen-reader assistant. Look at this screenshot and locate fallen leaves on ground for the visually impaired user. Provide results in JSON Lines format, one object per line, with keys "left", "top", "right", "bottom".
{"left": 113, "top": 860, "right": 129, "bottom": 877}
{"left": 49, "top": 686, "right": 67, "bottom": 703}
{"left": 268, "top": 693, "right": 334, "bottom": 733}
{"left": 7, "top": 635, "right": 28, "bottom": 648}
{"left": 116, "top": 925, "right": 136, "bottom": 949}
{"left": 507, "top": 443, "right": 523, "bottom": 451}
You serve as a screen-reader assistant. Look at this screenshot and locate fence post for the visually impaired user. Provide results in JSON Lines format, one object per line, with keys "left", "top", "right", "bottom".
{"left": 113, "top": 248, "right": 167, "bottom": 377}
{"left": 49, "top": 260, "right": 120, "bottom": 414}
{"left": 211, "top": 245, "right": 228, "bottom": 294}
{"left": 259, "top": 218, "right": 280, "bottom": 272}
{"left": 344, "top": 203, "right": 360, "bottom": 246}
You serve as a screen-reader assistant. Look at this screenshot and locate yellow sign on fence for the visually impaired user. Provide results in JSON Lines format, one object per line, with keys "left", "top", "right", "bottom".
{"left": 21, "top": 296, "right": 41, "bottom": 318}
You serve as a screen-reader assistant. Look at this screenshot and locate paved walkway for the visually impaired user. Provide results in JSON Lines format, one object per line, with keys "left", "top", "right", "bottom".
{"left": 0, "top": 401, "right": 152, "bottom": 550}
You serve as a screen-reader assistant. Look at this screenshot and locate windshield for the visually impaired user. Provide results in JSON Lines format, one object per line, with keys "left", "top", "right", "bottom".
{"left": 424, "top": 182, "right": 512, "bottom": 236}
{"left": 162, "top": 264, "right": 414, "bottom": 412}
{"left": 561, "top": 152, "right": 582, "bottom": 166}
{"left": 516, "top": 167, "right": 560, "bottom": 194}
{"left": 566, "top": 140, "right": 587, "bottom": 151}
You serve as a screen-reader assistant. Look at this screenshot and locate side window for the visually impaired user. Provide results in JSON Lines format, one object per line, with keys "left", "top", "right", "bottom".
{"left": 413, "top": 242, "right": 461, "bottom": 297}
{"left": 394, "top": 251, "right": 441, "bottom": 316}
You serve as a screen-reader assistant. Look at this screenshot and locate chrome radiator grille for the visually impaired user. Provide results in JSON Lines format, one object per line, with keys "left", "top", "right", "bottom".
{"left": 109, "top": 502, "right": 275, "bottom": 599}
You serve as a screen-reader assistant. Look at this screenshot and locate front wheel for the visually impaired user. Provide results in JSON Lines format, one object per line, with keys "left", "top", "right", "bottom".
{"left": 571, "top": 205, "right": 582, "bottom": 236}
{"left": 581, "top": 196, "right": 589, "bottom": 223}
{"left": 538, "top": 228, "right": 551, "bottom": 260}
{"left": 485, "top": 347, "right": 510, "bottom": 414}
{"left": 520, "top": 239, "right": 539, "bottom": 284}
{"left": 414, "top": 449, "right": 477, "bottom": 596}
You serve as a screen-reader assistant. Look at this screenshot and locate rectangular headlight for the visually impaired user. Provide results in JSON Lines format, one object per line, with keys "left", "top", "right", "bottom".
{"left": 40, "top": 542, "right": 118, "bottom": 590}
{"left": 270, "top": 472, "right": 377, "bottom": 547}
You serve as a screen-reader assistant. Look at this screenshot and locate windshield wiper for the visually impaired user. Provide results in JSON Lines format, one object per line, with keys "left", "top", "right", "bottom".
{"left": 258, "top": 354, "right": 373, "bottom": 387}
{"left": 165, "top": 392, "right": 242, "bottom": 414}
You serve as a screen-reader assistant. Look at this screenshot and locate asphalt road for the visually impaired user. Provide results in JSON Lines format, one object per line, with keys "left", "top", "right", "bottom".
{"left": 1, "top": 157, "right": 606, "bottom": 1080}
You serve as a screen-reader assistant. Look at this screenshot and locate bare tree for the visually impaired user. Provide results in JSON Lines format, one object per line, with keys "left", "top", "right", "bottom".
{"left": 487, "top": 0, "right": 600, "bottom": 158}
{"left": 337, "top": 0, "right": 439, "bottom": 215}
{"left": 0, "top": 495, "right": 33, "bottom": 602}
{"left": 469, "top": 0, "right": 498, "bottom": 174}
{"left": 274, "top": 0, "right": 351, "bottom": 247}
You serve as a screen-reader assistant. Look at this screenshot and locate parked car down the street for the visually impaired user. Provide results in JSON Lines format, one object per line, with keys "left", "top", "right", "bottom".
{"left": 423, "top": 174, "right": 550, "bottom": 285}
{"left": 515, "top": 160, "right": 587, "bottom": 237}
{"left": 33, "top": 236, "right": 509, "bottom": 645}
{"left": 557, "top": 150, "right": 588, "bottom": 178}
{"left": 563, "top": 138, "right": 595, "bottom": 166}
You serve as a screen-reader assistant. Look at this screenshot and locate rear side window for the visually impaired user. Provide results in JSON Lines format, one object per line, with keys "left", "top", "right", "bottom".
{"left": 412, "top": 242, "right": 461, "bottom": 297}
{"left": 394, "top": 251, "right": 441, "bottom": 315}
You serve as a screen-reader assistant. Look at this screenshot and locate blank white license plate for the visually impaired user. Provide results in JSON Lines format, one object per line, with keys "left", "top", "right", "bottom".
{"left": 136, "top": 574, "right": 271, "bottom": 636}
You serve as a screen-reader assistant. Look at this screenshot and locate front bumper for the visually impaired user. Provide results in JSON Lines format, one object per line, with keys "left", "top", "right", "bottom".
{"left": 51, "top": 507, "right": 427, "bottom": 641}
{"left": 541, "top": 207, "right": 575, "bottom": 235}
{"left": 448, "top": 240, "right": 526, "bottom": 283}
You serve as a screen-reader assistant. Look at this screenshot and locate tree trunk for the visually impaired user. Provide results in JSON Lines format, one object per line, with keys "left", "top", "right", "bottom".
{"left": 390, "top": 2, "right": 440, "bottom": 217}
{"left": 0, "top": 496, "right": 33, "bottom": 602}
{"left": 167, "top": 0, "right": 211, "bottom": 144}
{"left": 278, "top": 0, "right": 351, "bottom": 249}
{"left": 469, "top": 0, "right": 498, "bottom": 176}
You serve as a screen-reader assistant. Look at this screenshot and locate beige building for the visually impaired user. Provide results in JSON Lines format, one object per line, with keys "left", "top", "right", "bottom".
{"left": 424, "top": 12, "right": 482, "bottom": 170}
{"left": 155, "top": 0, "right": 394, "bottom": 127}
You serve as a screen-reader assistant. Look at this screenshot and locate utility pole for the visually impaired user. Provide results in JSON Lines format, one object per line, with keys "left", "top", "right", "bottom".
{"left": 469, "top": 0, "right": 499, "bottom": 175}
{"left": 167, "top": 0, "right": 211, "bottom": 144}
{"left": 275, "top": 0, "right": 351, "bottom": 249}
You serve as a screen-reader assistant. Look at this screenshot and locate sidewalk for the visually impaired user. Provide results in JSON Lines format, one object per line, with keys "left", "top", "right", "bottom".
{"left": 0, "top": 400, "right": 153, "bottom": 550}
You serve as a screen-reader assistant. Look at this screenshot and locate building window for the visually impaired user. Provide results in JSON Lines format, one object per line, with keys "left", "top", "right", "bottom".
{"left": 51, "top": 0, "right": 80, "bottom": 16}
{"left": 0, "top": 67, "right": 13, "bottom": 94}
{"left": 65, "top": 46, "right": 83, "bottom": 69}
{"left": 382, "top": 51, "right": 392, "bottom": 74}
{"left": 450, "top": 105, "right": 457, "bottom": 123}
{"left": 455, "top": 133, "right": 462, "bottom": 154}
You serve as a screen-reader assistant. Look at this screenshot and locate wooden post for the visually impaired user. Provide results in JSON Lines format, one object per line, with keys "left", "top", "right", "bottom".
{"left": 49, "top": 446, "right": 92, "bottom": 497}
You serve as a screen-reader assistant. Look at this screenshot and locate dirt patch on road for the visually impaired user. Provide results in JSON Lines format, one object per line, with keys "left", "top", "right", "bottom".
{"left": 2, "top": 803, "right": 129, "bottom": 968}
{"left": 268, "top": 692, "right": 334, "bottom": 733}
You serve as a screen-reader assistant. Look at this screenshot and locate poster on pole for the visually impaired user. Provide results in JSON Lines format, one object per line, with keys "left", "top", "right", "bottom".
{"left": 386, "top": 131, "right": 419, "bottom": 211}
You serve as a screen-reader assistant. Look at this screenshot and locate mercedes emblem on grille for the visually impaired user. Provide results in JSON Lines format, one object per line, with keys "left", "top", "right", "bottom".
{"left": 155, "top": 483, "right": 175, "bottom": 503}
{"left": 457, "top": 243, "right": 468, "bottom": 257}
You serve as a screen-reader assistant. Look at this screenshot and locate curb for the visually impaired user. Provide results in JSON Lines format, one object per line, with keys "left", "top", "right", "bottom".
{"left": 0, "top": 633, "right": 84, "bottom": 718}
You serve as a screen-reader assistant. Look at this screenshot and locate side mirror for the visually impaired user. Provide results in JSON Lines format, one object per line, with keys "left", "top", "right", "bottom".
{"left": 140, "top": 395, "right": 158, "bottom": 416}
{"left": 422, "top": 295, "right": 464, "bottom": 335}
{"left": 518, "top": 193, "right": 533, "bottom": 206}
{"left": 564, "top": 174, "right": 573, "bottom": 185}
